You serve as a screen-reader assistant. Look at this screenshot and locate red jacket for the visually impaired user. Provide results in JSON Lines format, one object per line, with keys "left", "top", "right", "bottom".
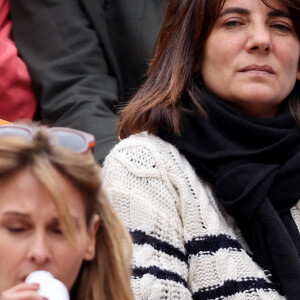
{"left": 0, "top": 0, "right": 37, "bottom": 121}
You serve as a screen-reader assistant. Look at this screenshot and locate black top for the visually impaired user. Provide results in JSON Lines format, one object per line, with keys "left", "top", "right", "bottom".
{"left": 159, "top": 85, "right": 300, "bottom": 299}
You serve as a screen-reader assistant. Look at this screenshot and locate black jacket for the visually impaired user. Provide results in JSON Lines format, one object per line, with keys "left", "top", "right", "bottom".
{"left": 10, "top": 0, "right": 166, "bottom": 162}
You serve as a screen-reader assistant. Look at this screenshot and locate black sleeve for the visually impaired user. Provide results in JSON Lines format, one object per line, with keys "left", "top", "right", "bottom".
{"left": 10, "top": 0, "right": 120, "bottom": 163}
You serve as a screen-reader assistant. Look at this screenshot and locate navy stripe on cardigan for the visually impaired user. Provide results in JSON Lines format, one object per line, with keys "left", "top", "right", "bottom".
{"left": 186, "top": 234, "right": 243, "bottom": 256}
{"left": 130, "top": 229, "right": 187, "bottom": 262}
{"left": 133, "top": 266, "right": 188, "bottom": 288}
{"left": 192, "top": 277, "right": 278, "bottom": 300}
{"left": 131, "top": 230, "right": 243, "bottom": 262}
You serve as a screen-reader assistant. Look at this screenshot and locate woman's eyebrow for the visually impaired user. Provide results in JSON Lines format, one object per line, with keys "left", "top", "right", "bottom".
{"left": 0, "top": 211, "right": 30, "bottom": 219}
{"left": 219, "top": 7, "right": 292, "bottom": 19}
{"left": 48, "top": 216, "right": 81, "bottom": 228}
{"left": 267, "top": 9, "right": 292, "bottom": 19}
{"left": 219, "top": 7, "right": 250, "bottom": 18}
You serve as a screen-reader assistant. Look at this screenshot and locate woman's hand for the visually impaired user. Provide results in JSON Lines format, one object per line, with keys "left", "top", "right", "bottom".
{"left": 0, "top": 283, "right": 47, "bottom": 300}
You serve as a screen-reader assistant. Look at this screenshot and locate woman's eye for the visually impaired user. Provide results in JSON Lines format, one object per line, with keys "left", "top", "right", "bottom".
{"left": 224, "top": 20, "right": 242, "bottom": 28}
{"left": 272, "top": 23, "right": 291, "bottom": 32}
{"left": 52, "top": 227, "right": 63, "bottom": 234}
{"left": 6, "top": 226, "right": 27, "bottom": 233}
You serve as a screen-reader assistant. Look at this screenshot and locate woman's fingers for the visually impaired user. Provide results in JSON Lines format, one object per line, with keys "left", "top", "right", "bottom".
{"left": 0, "top": 282, "right": 46, "bottom": 300}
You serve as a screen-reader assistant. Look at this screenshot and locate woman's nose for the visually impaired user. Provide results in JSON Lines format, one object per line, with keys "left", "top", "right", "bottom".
{"left": 27, "top": 233, "right": 51, "bottom": 265}
{"left": 246, "top": 24, "right": 272, "bottom": 54}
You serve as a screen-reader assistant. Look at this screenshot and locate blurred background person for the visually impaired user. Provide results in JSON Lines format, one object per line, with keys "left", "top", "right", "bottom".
{"left": 10, "top": 0, "right": 167, "bottom": 163}
{"left": 0, "top": 0, "right": 37, "bottom": 121}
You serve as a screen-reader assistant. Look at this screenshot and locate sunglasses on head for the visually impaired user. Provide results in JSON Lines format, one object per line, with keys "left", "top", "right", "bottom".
{"left": 0, "top": 124, "right": 95, "bottom": 154}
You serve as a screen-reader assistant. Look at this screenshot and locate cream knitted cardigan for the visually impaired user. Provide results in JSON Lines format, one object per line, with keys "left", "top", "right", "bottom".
{"left": 103, "top": 133, "right": 300, "bottom": 299}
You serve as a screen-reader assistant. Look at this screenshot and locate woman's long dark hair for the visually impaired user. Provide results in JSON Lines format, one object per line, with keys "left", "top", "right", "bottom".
{"left": 118, "top": 0, "right": 300, "bottom": 138}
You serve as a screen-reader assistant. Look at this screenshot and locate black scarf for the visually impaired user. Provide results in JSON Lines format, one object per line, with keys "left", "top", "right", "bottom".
{"left": 158, "top": 85, "right": 300, "bottom": 299}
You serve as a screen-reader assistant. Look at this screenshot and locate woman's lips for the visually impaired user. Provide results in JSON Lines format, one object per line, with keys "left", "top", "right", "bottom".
{"left": 239, "top": 64, "right": 275, "bottom": 74}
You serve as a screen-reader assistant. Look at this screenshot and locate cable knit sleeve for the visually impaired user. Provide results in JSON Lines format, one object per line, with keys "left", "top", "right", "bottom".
{"left": 103, "top": 133, "right": 192, "bottom": 299}
{"left": 103, "top": 133, "right": 285, "bottom": 300}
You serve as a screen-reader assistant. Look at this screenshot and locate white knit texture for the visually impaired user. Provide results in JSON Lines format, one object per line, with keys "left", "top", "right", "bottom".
{"left": 103, "top": 133, "right": 293, "bottom": 300}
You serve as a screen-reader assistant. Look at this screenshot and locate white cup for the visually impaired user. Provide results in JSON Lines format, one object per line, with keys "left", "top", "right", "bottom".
{"left": 25, "top": 270, "right": 70, "bottom": 300}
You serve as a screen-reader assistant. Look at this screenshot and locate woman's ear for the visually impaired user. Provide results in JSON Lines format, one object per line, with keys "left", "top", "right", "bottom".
{"left": 83, "top": 214, "right": 100, "bottom": 261}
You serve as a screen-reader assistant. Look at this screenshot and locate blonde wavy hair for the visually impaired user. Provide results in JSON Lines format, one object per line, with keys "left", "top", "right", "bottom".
{"left": 0, "top": 125, "right": 134, "bottom": 300}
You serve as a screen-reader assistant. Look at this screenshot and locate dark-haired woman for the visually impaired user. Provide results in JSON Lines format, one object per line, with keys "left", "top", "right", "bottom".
{"left": 103, "top": 0, "right": 300, "bottom": 299}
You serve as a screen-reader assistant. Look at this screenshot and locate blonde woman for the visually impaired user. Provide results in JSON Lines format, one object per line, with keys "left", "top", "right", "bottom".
{"left": 0, "top": 124, "right": 133, "bottom": 300}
